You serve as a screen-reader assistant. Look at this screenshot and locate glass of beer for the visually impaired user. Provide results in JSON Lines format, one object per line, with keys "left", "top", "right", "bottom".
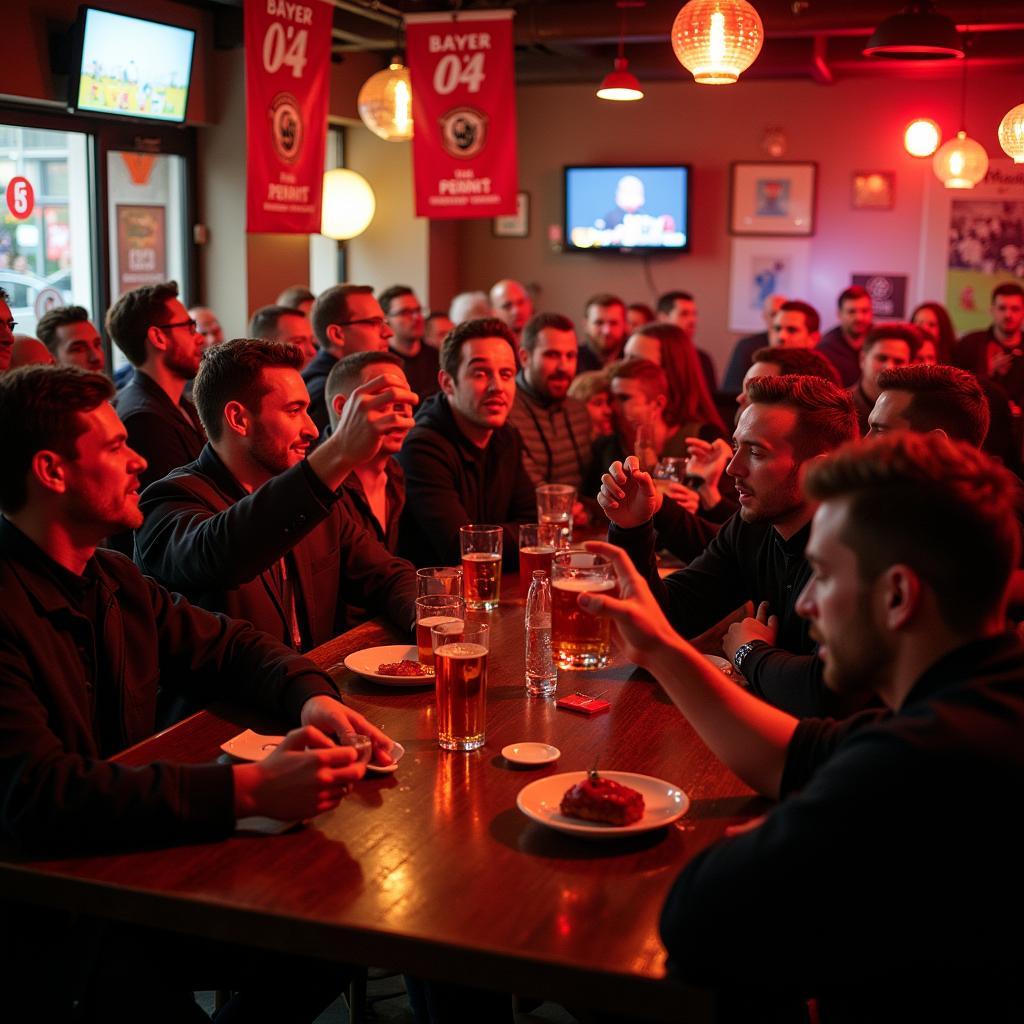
{"left": 460, "top": 525, "right": 502, "bottom": 610}
{"left": 432, "top": 620, "right": 490, "bottom": 751}
{"left": 551, "top": 550, "right": 617, "bottom": 670}
{"left": 415, "top": 595, "right": 465, "bottom": 667}
{"left": 653, "top": 457, "right": 686, "bottom": 494}
{"left": 536, "top": 484, "right": 575, "bottom": 548}
{"left": 417, "top": 566, "right": 463, "bottom": 597}
{"left": 518, "top": 522, "right": 559, "bottom": 595}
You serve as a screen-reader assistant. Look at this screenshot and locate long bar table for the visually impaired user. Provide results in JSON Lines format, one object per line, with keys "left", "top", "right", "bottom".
{"left": 0, "top": 574, "right": 765, "bottom": 1021}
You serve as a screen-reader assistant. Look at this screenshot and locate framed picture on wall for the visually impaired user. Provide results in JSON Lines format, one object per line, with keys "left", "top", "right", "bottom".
{"left": 492, "top": 192, "right": 530, "bottom": 238}
{"left": 727, "top": 237, "right": 811, "bottom": 332}
{"left": 729, "top": 162, "right": 816, "bottom": 237}
{"left": 852, "top": 171, "right": 895, "bottom": 210}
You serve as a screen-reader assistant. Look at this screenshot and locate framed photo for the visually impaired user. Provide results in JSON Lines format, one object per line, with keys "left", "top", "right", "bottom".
{"left": 492, "top": 191, "right": 530, "bottom": 238}
{"left": 852, "top": 171, "right": 895, "bottom": 210}
{"left": 727, "top": 237, "right": 811, "bottom": 332}
{"left": 729, "top": 162, "right": 816, "bottom": 236}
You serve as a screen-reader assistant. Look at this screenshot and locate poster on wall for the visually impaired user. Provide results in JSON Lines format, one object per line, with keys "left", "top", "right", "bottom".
{"left": 405, "top": 9, "right": 518, "bottom": 219}
{"left": 116, "top": 205, "right": 166, "bottom": 295}
{"left": 244, "top": 0, "right": 330, "bottom": 233}
{"left": 728, "top": 237, "right": 810, "bottom": 332}
{"left": 851, "top": 273, "right": 907, "bottom": 319}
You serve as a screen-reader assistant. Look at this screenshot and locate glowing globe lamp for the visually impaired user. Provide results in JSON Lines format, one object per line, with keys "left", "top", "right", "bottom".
{"left": 321, "top": 169, "right": 376, "bottom": 240}
{"left": 671, "top": 0, "right": 764, "bottom": 85}
{"left": 932, "top": 131, "right": 989, "bottom": 189}
{"left": 998, "top": 103, "right": 1024, "bottom": 163}
{"left": 904, "top": 118, "right": 942, "bottom": 157}
{"left": 358, "top": 63, "right": 414, "bottom": 142}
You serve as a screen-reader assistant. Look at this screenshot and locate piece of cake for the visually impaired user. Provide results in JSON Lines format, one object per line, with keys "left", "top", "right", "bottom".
{"left": 560, "top": 770, "right": 645, "bottom": 826}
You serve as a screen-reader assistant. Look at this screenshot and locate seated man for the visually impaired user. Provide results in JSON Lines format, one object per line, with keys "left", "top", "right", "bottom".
{"left": 397, "top": 318, "right": 535, "bottom": 569}
{"left": 36, "top": 304, "right": 106, "bottom": 372}
{"left": 380, "top": 284, "right": 440, "bottom": 399}
{"left": 276, "top": 284, "right": 315, "bottom": 317}
{"left": 767, "top": 299, "right": 821, "bottom": 350}
{"left": 847, "top": 323, "right": 915, "bottom": 435}
{"left": 0, "top": 364, "right": 392, "bottom": 1019}
{"left": 325, "top": 350, "right": 411, "bottom": 552}
{"left": 507, "top": 312, "right": 593, "bottom": 490}
{"left": 135, "top": 340, "right": 419, "bottom": 649}
{"left": 721, "top": 293, "right": 785, "bottom": 395}
{"left": 816, "top": 284, "right": 873, "bottom": 387}
{"left": 584, "top": 432, "right": 1023, "bottom": 1020}
{"left": 599, "top": 375, "right": 859, "bottom": 717}
{"left": 190, "top": 304, "right": 225, "bottom": 351}
{"left": 736, "top": 344, "right": 840, "bottom": 415}
{"left": 10, "top": 335, "right": 55, "bottom": 367}
{"left": 489, "top": 278, "right": 534, "bottom": 344}
{"left": 578, "top": 292, "right": 628, "bottom": 373}
{"left": 249, "top": 302, "right": 318, "bottom": 368}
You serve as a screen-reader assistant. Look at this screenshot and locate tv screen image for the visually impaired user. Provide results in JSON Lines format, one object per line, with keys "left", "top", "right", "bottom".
{"left": 74, "top": 8, "right": 196, "bottom": 124}
{"left": 564, "top": 166, "right": 689, "bottom": 252}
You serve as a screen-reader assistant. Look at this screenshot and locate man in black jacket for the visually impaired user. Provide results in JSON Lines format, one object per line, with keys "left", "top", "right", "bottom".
{"left": 0, "top": 364, "right": 393, "bottom": 1018}
{"left": 583, "top": 432, "right": 1024, "bottom": 1021}
{"left": 396, "top": 317, "right": 536, "bottom": 569}
{"left": 135, "top": 340, "right": 419, "bottom": 648}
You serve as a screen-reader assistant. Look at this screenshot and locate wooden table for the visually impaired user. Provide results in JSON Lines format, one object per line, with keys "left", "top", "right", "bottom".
{"left": 0, "top": 575, "right": 765, "bottom": 1021}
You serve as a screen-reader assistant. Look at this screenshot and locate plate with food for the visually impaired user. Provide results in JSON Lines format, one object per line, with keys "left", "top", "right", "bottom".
{"left": 516, "top": 769, "right": 689, "bottom": 838}
{"left": 342, "top": 645, "right": 435, "bottom": 686}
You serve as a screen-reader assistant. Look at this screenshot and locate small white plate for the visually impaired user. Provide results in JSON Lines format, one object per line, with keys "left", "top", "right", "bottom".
{"left": 342, "top": 645, "right": 435, "bottom": 686}
{"left": 502, "top": 742, "right": 560, "bottom": 766}
{"left": 219, "top": 729, "right": 405, "bottom": 774}
{"left": 516, "top": 771, "right": 689, "bottom": 838}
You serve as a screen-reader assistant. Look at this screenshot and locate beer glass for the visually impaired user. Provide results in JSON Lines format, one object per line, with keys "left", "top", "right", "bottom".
{"left": 653, "top": 457, "right": 687, "bottom": 495}
{"left": 432, "top": 619, "right": 490, "bottom": 751}
{"left": 415, "top": 595, "right": 465, "bottom": 667}
{"left": 536, "top": 483, "right": 575, "bottom": 548}
{"left": 517, "top": 522, "right": 559, "bottom": 595}
{"left": 460, "top": 525, "right": 502, "bottom": 610}
{"left": 416, "top": 566, "right": 463, "bottom": 597}
{"left": 551, "top": 550, "right": 617, "bottom": 670}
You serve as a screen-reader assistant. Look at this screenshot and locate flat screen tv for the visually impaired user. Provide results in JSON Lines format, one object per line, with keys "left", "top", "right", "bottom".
{"left": 68, "top": 7, "right": 196, "bottom": 124}
{"left": 564, "top": 165, "right": 690, "bottom": 253}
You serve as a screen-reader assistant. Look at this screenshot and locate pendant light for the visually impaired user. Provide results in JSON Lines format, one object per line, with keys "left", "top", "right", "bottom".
{"left": 671, "top": 0, "right": 764, "bottom": 85}
{"left": 864, "top": 1, "right": 964, "bottom": 60}
{"left": 998, "top": 104, "right": 1024, "bottom": 163}
{"left": 321, "top": 169, "right": 376, "bottom": 240}
{"left": 932, "top": 40, "right": 988, "bottom": 189}
{"left": 358, "top": 59, "right": 414, "bottom": 141}
{"left": 904, "top": 118, "right": 942, "bottom": 157}
{"left": 598, "top": 2, "right": 644, "bottom": 102}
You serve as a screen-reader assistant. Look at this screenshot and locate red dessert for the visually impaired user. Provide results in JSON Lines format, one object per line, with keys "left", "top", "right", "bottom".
{"left": 560, "top": 771, "right": 645, "bottom": 826}
{"left": 377, "top": 660, "right": 432, "bottom": 676}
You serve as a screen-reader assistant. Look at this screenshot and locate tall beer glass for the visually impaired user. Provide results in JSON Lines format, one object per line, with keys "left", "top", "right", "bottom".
{"left": 416, "top": 566, "right": 463, "bottom": 598}
{"left": 432, "top": 620, "right": 490, "bottom": 751}
{"left": 551, "top": 551, "right": 616, "bottom": 670}
{"left": 536, "top": 483, "right": 575, "bottom": 548}
{"left": 518, "top": 522, "right": 559, "bottom": 595}
{"left": 460, "top": 525, "right": 502, "bottom": 610}
{"left": 415, "top": 595, "right": 465, "bottom": 666}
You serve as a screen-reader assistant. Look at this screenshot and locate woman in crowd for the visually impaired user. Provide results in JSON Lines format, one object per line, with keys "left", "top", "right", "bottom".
{"left": 911, "top": 301, "right": 957, "bottom": 365}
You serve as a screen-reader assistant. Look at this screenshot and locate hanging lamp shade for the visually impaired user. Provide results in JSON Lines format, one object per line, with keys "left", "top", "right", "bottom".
{"left": 864, "top": 2, "right": 963, "bottom": 59}
{"left": 671, "top": 0, "right": 764, "bottom": 85}
{"left": 320, "top": 169, "right": 376, "bottom": 239}
{"left": 904, "top": 118, "right": 942, "bottom": 157}
{"left": 932, "top": 131, "right": 989, "bottom": 189}
{"left": 357, "top": 63, "right": 414, "bottom": 141}
{"left": 597, "top": 58, "right": 644, "bottom": 101}
{"left": 998, "top": 103, "right": 1024, "bottom": 163}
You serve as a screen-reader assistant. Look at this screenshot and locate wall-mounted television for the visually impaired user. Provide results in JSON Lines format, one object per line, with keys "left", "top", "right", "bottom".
{"left": 68, "top": 7, "right": 196, "bottom": 124}
{"left": 564, "top": 165, "right": 690, "bottom": 253}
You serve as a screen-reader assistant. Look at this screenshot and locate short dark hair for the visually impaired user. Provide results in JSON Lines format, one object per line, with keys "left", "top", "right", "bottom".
{"left": 276, "top": 285, "right": 315, "bottom": 309}
{"left": 992, "top": 282, "right": 1024, "bottom": 303}
{"left": 35, "top": 306, "right": 91, "bottom": 355}
{"left": 838, "top": 285, "right": 870, "bottom": 309}
{"left": 862, "top": 323, "right": 919, "bottom": 357}
{"left": 0, "top": 287, "right": 9, "bottom": 303}
{"left": 777, "top": 300, "right": 821, "bottom": 335}
{"left": 627, "top": 302, "right": 655, "bottom": 325}
{"left": 248, "top": 305, "right": 303, "bottom": 340}
{"left": 804, "top": 433, "right": 1019, "bottom": 633}
{"left": 521, "top": 312, "right": 576, "bottom": 354}
{"left": 751, "top": 346, "right": 840, "bottom": 386}
{"left": 378, "top": 285, "right": 415, "bottom": 315}
{"left": 656, "top": 291, "right": 694, "bottom": 316}
{"left": 568, "top": 368, "right": 611, "bottom": 404}
{"left": 325, "top": 350, "right": 403, "bottom": 406}
{"left": 310, "top": 284, "right": 374, "bottom": 348}
{"left": 439, "top": 318, "right": 517, "bottom": 378}
{"left": 0, "top": 366, "right": 113, "bottom": 512}
{"left": 584, "top": 293, "right": 625, "bottom": 317}
{"left": 611, "top": 358, "right": 669, "bottom": 405}
{"left": 105, "top": 281, "right": 180, "bottom": 366}
{"left": 193, "top": 338, "right": 303, "bottom": 442}
{"left": 876, "top": 364, "right": 990, "bottom": 447}
{"left": 745, "top": 374, "right": 858, "bottom": 458}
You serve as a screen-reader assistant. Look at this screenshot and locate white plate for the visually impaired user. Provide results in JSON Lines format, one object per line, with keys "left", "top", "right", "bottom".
{"left": 516, "top": 771, "right": 689, "bottom": 838}
{"left": 219, "top": 729, "right": 405, "bottom": 774}
{"left": 342, "top": 645, "right": 435, "bottom": 686}
{"left": 502, "top": 742, "right": 561, "bottom": 766}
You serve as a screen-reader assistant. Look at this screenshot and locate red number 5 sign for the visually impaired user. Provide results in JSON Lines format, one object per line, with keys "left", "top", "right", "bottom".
{"left": 6, "top": 177, "right": 35, "bottom": 220}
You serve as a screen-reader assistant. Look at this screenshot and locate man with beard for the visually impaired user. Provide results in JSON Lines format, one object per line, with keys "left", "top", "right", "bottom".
{"left": 816, "top": 285, "right": 874, "bottom": 388}
{"left": 507, "top": 312, "right": 592, "bottom": 490}
{"left": 36, "top": 305, "right": 106, "bottom": 372}
{"left": 134, "top": 339, "right": 419, "bottom": 648}
{"left": 578, "top": 293, "right": 628, "bottom": 373}
{"left": 599, "top": 375, "right": 859, "bottom": 716}
{"left": 581, "top": 433, "right": 1023, "bottom": 1021}
{"left": 107, "top": 281, "right": 206, "bottom": 490}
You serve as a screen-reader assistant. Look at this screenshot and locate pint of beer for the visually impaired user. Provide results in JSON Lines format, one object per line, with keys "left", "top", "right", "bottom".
{"left": 551, "top": 551, "right": 617, "bottom": 670}
{"left": 416, "top": 566, "right": 463, "bottom": 597}
{"left": 432, "top": 620, "right": 490, "bottom": 751}
{"left": 460, "top": 525, "right": 502, "bottom": 610}
{"left": 518, "top": 522, "right": 559, "bottom": 595}
{"left": 415, "top": 595, "right": 465, "bottom": 666}
{"left": 536, "top": 484, "right": 575, "bottom": 548}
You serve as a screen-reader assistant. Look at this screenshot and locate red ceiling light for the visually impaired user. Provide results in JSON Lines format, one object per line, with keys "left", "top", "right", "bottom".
{"left": 864, "top": 2, "right": 964, "bottom": 60}
{"left": 598, "top": 2, "right": 645, "bottom": 102}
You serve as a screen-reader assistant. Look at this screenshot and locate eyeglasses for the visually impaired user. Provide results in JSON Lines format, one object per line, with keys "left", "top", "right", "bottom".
{"left": 155, "top": 318, "right": 198, "bottom": 334}
{"left": 390, "top": 307, "right": 423, "bottom": 318}
{"left": 337, "top": 317, "right": 387, "bottom": 330}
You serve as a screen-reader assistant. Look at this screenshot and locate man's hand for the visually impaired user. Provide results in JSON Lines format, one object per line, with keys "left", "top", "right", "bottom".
{"left": 232, "top": 725, "right": 364, "bottom": 820}
{"left": 722, "top": 601, "right": 778, "bottom": 663}
{"left": 685, "top": 437, "right": 732, "bottom": 508}
{"left": 300, "top": 694, "right": 396, "bottom": 766}
{"left": 597, "top": 456, "right": 661, "bottom": 528}
{"left": 661, "top": 481, "right": 700, "bottom": 514}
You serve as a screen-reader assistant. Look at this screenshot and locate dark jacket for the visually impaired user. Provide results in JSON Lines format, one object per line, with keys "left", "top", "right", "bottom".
{"left": 815, "top": 327, "right": 861, "bottom": 388}
{"left": 339, "top": 457, "right": 406, "bottom": 554}
{"left": 396, "top": 392, "right": 536, "bottom": 568}
{"left": 392, "top": 342, "right": 440, "bottom": 401}
{"left": 301, "top": 347, "right": 338, "bottom": 436}
{"left": 134, "top": 445, "right": 417, "bottom": 649}
{"left": 721, "top": 330, "right": 769, "bottom": 395}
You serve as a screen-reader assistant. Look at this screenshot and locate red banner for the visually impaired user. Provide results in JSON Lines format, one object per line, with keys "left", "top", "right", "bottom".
{"left": 245, "top": 0, "right": 330, "bottom": 233}
{"left": 406, "top": 10, "right": 518, "bottom": 219}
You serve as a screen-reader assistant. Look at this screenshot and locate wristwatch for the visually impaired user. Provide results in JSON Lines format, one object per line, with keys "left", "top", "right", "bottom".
{"left": 732, "top": 639, "right": 767, "bottom": 676}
